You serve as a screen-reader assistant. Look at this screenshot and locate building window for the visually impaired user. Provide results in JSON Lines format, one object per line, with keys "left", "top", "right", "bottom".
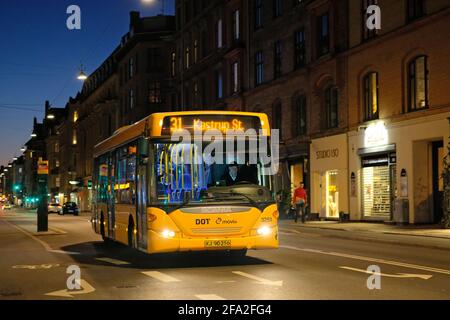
{"left": 201, "top": 30, "right": 209, "bottom": 57}
{"left": 217, "top": 19, "right": 223, "bottom": 48}
{"left": 325, "top": 87, "right": 338, "bottom": 128}
{"left": 194, "top": 40, "right": 198, "bottom": 63}
{"left": 272, "top": 102, "right": 283, "bottom": 139}
{"left": 56, "top": 160, "right": 60, "bottom": 168}
{"left": 293, "top": 95, "right": 307, "bottom": 136}
{"left": 362, "top": 0, "right": 378, "bottom": 40}
{"left": 129, "top": 57, "right": 134, "bottom": 79}
{"left": 294, "top": 29, "right": 306, "bottom": 69}
{"left": 407, "top": 0, "right": 424, "bottom": 22}
{"left": 201, "top": 77, "right": 207, "bottom": 107}
{"left": 171, "top": 52, "right": 176, "bottom": 77}
{"left": 72, "top": 130, "right": 77, "bottom": 145}
{"left": 255, "top": 0, "right": 263, "bottom": 29}
{"left": 233, "top": 10, "right": 240, "bottom": 40}
{"left": 149, "top": 82, "right": 162, "bottom": 104}
{"left": 255, "top": 51, "right": 264, "bottom": 86}
{"left": 129, "top": 89, "right": 135, "bottom": 110}
{"left": 231, "top": 62, "right": 239, "bottom": 94}
{"left": 193, "top": 82, "right": 199, "bottom": 107}
{"left": 408, "top": 55, "right": 429, "bottom": 111}
{"left": 185, "top": 47, "right": 190, "bottom": 69}
{"left": 274, "top": 41, "right": 283, "bottom": 79}
{"left": 216, "top": 70, "right": 224, "bottom": 99}
{"left": 363, "top": 72, "right": 379, "bottom": 121}
{"left": 273, "top": 0, "right": 283, "bottom": 18}
{"left": 54, "top": 143, "right": 60, "bottom": 153}
{"left": 73, "top": 111, "right": 78, "bottom": 123}
{"left": 318, "top": 13, "right": 330, "bottom": 56}
{"left": 148, "top": 48, "right": 161, "bottom": 72}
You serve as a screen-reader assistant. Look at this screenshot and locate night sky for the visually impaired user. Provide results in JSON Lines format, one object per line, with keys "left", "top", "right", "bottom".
{"left": 0, "top": 0, "right": 175, "bottom": 166}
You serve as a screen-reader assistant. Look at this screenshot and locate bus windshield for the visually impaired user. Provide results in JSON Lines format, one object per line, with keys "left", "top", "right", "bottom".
{"left": 151, "top": 141, "right": 275, "bottom": 208}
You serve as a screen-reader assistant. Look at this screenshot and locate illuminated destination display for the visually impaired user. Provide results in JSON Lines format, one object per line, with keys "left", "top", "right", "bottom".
{"left": 162, "top": 115, "right": 261, "bottom": 135}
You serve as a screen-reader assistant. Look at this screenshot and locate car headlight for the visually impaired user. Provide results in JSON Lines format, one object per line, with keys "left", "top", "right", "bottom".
{"left": 161, "top": 230, "right": 176, "bottom": 239}
{"left": 257, "top": 226, "right": 271, "bottom": 236}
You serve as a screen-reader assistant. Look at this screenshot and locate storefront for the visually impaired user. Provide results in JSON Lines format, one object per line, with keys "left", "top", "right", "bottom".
{"left": 348, "top": 114, "right": 449, "bottom": 223}
{"left": 310, "top": 134, "right": 348, "bottom": 220}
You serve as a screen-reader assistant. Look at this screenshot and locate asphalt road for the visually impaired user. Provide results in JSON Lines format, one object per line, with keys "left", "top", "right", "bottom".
{"left": 0, "top": 208, "right": 449, "bottom": 300}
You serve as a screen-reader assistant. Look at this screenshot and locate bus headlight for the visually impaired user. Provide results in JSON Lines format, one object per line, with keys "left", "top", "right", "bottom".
{"left": 161, "top": 230, "right": 176, "bottom": 239}
{"left": 257, "top": 226, "right": 271, "bottom": 236}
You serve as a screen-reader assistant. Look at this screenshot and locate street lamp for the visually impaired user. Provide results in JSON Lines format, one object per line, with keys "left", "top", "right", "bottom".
{"left": 31, "top": 133, "right": 37, "bottom": 138}
{"left": 77, "top": 64, "right": 88, "bottom": 81}
{"left": 47, "top": 114, "right": 55, "bottom": 120}
{"left": 142, "top": 0, "right": 165, "bottom": 15}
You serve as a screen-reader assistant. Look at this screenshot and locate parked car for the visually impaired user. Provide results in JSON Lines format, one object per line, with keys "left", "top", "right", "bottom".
{"left": 62, "top": 202, "right": 79, "bottom": 216}
{"left": 48, "top": 203, "right": 62, "bottom": 215}
{"left": 2, "top": 203, "right": 13, "bottom": 210}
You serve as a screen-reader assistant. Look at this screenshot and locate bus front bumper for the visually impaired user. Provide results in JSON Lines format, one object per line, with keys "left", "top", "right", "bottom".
{"left": 147, "top": 227, "right": 279, "bottom": 254}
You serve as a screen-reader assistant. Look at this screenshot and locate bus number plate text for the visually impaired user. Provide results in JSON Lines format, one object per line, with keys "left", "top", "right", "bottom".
{"left": 204, "top": 240, "right": 232, "bottom": 248}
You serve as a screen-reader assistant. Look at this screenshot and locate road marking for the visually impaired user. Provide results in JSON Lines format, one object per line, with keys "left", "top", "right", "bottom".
{"left": 214, "top": 280, "right": 236, "bottom": 284}
{"left": 13, "top": 264, "right": 60, "bottom": 270}
{"left": 279, "top": 228, "right": 302, "bottom": 234}
{"left": 45, "top": 280, "right": 96, "bottom": 298}
{"left": 232, "top": 271, "right": 283, "bottom": 287}
{"left": 2, "top": 218, "right": 52, "bottom": 251}
{"left": 49, "top": 250, "right": 80, "bottom": 255}
{"left": 339, "top": 266, "right": 433, "bottom": 280}
{"left": 96, "top": 257, "right": 130, "bottom": 265}
{"left": 280, "top": 245, "right": 450, "bottom": 276}
{"left": 142, "top": 271, "right": 181, "bottom": 283}
{"left": 195, "top": 294, "right": 226, "bottom": 300}
{"left": 1, "top": 216, "right": 80, "bottom": 255}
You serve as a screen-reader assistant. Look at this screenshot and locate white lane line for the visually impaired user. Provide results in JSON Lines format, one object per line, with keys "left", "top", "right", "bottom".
{"left": 96, "top": 257, "right": 130, "bottom": 265}
{"left": 232, "top": 271, "right": 283, "bottom": 286}
{"left": 195, "top": 294, "right": 226, "bottom": 300}
{"left": 279, "top": 228, "right": 302, "bottom": 234}
{"left": 339, "top": 266, "right": 433, "bottom": 280}
{"left": 1, "top": 218, "right": 79, "bottom": 255}
{"left": 280, "top": 245, "right": 450, "bottom": 276}
{"left": 2, "top": 218, "right": 52, "bottom": 251}
{"left": 142, "top": 271, "right": 181, "bottom": 283}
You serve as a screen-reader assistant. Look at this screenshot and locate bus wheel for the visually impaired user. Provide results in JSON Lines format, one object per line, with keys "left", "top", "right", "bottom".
{"left": 128, "top": 217, "right": 135, "bottom": 249}
{"left": 100, "top": 213, "right": 107, "bottom": 240}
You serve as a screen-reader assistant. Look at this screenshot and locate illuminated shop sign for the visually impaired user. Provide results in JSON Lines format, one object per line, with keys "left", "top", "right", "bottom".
{"left": 364, "top": 122, "right": 388, "bottom": 148}
{"left": 162, "top": 115, "right": 261, "bottom": 135}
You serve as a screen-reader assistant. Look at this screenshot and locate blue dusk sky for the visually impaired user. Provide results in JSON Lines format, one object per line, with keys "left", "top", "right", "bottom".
{"left": 0, "top": 0, "right": 175, "bottom": 166}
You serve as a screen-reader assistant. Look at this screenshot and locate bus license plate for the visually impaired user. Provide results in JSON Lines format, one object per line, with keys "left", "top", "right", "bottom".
{"left": 204, "top": 240, "right": 232, "bottom": 248}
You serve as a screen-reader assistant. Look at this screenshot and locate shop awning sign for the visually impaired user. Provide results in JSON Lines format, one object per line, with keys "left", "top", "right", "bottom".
{"left": 364, "top": 122, "right": 388, "bottom": 148}
{"left": 37, "top": 158, "right": 49, "bottom": 175}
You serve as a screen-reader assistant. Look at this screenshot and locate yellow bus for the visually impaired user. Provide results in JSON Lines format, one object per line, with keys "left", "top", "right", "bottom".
{"left": 91, "top": 111, "right": 279, "bottom": 256}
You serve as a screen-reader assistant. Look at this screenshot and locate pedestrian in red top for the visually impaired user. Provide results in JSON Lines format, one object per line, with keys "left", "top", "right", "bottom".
{"left": 292, "top": 182, "right": 308, "bottom": 223}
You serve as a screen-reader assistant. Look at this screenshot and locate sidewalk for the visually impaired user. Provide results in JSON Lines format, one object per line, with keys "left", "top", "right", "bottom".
{"left": 279, "top": 220, "right": 450, "bottom": 240}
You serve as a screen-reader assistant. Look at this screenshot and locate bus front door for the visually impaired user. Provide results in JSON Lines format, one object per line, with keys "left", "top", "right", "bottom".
{"left": 136, "top": 164, "right": 148, "bottom": 251}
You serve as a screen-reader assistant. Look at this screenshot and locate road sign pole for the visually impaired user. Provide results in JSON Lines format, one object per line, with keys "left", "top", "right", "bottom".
{"left": 37, "top": 158, "right": 49, "bottom": 232}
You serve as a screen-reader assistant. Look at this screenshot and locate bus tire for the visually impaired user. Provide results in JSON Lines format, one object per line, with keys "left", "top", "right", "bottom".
{"left": 100, "top": 213, "right": 107, "bottom": 241}
{"left": 128, "top": 217, "right": 135, "bottom": 249}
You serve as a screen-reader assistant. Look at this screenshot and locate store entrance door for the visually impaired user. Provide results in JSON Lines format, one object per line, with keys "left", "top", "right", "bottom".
{"left": 432, "top": 141, "right": 444, "bottom": 224}
{"left": 361, "top": 152, "right": 396, "bottom": 221}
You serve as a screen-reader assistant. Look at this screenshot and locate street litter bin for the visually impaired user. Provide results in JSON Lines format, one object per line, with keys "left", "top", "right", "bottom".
{"left": 393, "top": 199, "right": 409, "bottom": 224}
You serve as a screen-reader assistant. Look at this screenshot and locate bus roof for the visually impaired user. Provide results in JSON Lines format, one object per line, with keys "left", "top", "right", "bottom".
{"left": 93, "top": 111, "right": 270, "bottom": 158}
